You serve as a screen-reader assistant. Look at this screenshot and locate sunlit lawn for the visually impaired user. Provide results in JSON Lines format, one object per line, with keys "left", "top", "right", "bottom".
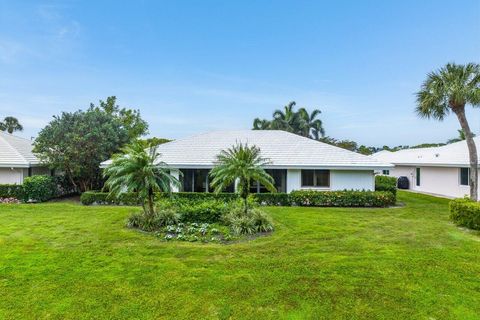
{"left": 0, "top": 191, "right": 479, "bottom": 319}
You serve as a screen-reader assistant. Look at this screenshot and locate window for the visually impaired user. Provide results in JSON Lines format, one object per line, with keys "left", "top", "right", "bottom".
{"left": 301, "top": 170, "right": 330, "bottom": 188}
{"left": 460, "top": 168, "right": 469, "bottom": 186}
{"left": 382, "top": 170, "right": 390, "bottom": 175}
{"left": 416, "top": 168, "right": 421, "bottom": 186}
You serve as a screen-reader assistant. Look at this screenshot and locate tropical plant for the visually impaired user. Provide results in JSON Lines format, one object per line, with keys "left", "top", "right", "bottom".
{"left": 297, "top": 107, "right": 325, "bottom": 139}
{"left": 252, "top": 101, "right": 325, "bottom": 140}
{"left": 0, "top": 116, "right": 23, "bottom": 134}
{"left": 252, "top": 118, "right": 271, "bottom": 130}
{"left": 416, "top": 62, "right": 480, "bottom": 200}
{"left": 447, "top": 129, "right": 474, "bottom": 144}
{"left": 209, "top": 143, "right": 276, "bottom": 212}
{"left": 103, "top": 141, "right": 180, "bottom": 217}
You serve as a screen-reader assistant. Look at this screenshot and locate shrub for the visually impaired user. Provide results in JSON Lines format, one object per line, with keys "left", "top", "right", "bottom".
{"left": 289, "top": 190, "right": 395, "bottom": 207}
{"left": 0, "top": 184, "right": 24, "bottom": 200}
{"left": 156, "top": 198, "right": 231, "bottom": 223}
{"left": 449, "top": 198, "right": 480, "bottom": 230}
{"left": 81, "top": 191, "right": 238, "bottom": 205}
{"left": 154, "top": 208, "right": 181, "bottom": 226}
{"left": 80, "top": 192, "right": 141, "bottom": 206}
{"left": 375, "top": 175, "right": 397, "bottom": 197}
{"left": 251, "top": 193, "right": 291, "bottom": 206}
{"left": 222, "top": 204, "right": 274, "bottom": 235}
{"left": 22, "top": 175, "right": 57, "bottom": 202}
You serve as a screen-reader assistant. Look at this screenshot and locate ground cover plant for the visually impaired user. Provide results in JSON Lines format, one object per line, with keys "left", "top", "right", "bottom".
{"left": 0, "top": 191, "right": 479, "bottom": 319}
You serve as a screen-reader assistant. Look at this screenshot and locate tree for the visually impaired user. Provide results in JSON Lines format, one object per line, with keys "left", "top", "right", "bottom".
{"left": 90, "top": 96, "right": 148, "bottom": 139}
{"left": 447, "top": 129, "right": 474, "bottom": 144}
{"left": 252, "top": 101, "right": 325, "bottom": 140}
{"left": 0, "top": 116, "right": 23, "bottom": 134}
{"left": 33, "top": 109, "right": 131, "bottom": 192}
{"left": 252, "top": 118, "right": 271, "bottom": 130}
{"left": 297, "top": 107, "right": 325, "bottom": 139}
{"left": 416, "top": 62, "right": 480, "bottom": 200}
{"left": 103, "top": 141, "right": 179, "bottom": 217}
{"left": 209, "top": 143, "right": 276, "bottom": 213}
{"left": 138, "top": 137, "right": 171, "bottom": 148}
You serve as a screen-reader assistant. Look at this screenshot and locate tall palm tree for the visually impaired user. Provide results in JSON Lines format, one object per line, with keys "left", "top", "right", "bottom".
{"left": 416, "top": 62, "right": 480, "bottom": 200}
{"left": 297, "top": 107, "right": 325, "bottom": 139}
{"left": 252, "top": 118, "right": 271, "bottom": 130}
{"left": 209, "top": 143, "right": 276, "bottom": 213}
{"left": 103, "top": 141, "right": 180, "bottom": 217}
{"left": 0, "top": 117, "right": 23, "bottom": 134}
{"left": 271, "top": 101, "right": 301, "bottom": 133}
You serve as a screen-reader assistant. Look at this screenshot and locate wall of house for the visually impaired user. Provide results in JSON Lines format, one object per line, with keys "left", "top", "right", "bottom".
{"left": 286, "top": 169, "right": 375, "bottom": 193}
{"left": 0, "top": 166, "right": 52, "bottom": 185}
{"left": 384, "top": 165, "right": 473, "bottom": 198}
{"left": 0, "top": 168, "right": 24, "bottom": 184}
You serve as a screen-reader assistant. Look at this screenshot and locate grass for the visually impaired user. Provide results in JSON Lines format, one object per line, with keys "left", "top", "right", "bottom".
{"left": 0, "top": 191, "right": 479, "bottom": 319}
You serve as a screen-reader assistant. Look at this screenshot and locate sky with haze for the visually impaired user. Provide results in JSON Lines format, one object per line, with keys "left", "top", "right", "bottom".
{"left": 0, "top": 0, "right": 479, "bottom": 147}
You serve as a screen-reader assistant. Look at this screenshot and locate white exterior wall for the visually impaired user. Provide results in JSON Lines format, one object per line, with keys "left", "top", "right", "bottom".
{"left": 0, "top": 168, "right": 24, "bottom": 184}
{"left": 286, "top": 169, "right": 375, "bottom": 192}
{"left": 330, "top": 170, "right": 375, "bottom": 191}
{"left": 385, "top": 165, "right": 474, "bottom": 198}
{"left": 0, "top": 166, "right": 51, "bottom": 185}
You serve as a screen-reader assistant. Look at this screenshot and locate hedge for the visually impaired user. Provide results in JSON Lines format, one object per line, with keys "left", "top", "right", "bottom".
{"left": 80, "top": 191, "right": 239, "bottom": 206}
{"left": 0, "top": 175, "right": 77, "bottom": 203}
{"left": 290, "top": 190, "right": 396, "bottom": 207}
{"left": 375, "top": 175, "right": 397, "bottom": 197}
{"left": 81, "top": 190, "right": 395, "bottom": 207}
{"left": 0, "top": 184, "right": 24, "bottom": 199}
{"left": 449, "top": 198, "right": 480, "bottom": 230}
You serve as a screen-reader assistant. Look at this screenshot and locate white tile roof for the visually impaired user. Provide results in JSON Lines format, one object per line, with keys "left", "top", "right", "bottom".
{"left": 0, "top": 132, "right": 40, "bottom": 167}
{"left": 370, "top": 137, "right": 480, "bottom": 167}
{"left": 102, "top": 130, "right": 392, "bottom": 169}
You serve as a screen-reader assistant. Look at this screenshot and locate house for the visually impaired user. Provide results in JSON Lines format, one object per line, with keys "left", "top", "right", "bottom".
{"left": 102, "top": 130, "right": 392, "bottom": 193}
{"left": 0, "top": 132, "right": 51, "bottom": 184}
{"left": 371, "top": 138, "right": 479, "bottom": 198}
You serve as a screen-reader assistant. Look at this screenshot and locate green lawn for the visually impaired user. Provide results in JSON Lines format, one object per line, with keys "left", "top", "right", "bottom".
{"left": 0, "top": 192, "right": 479, "bottom": 319}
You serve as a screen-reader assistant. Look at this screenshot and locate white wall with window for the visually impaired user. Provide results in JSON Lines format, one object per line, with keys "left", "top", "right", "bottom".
{"left": 286, "top": 169, "right": 374, "bottom": 192}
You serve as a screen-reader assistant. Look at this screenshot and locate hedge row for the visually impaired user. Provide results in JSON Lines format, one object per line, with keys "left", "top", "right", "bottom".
{"left": 80, "top": 191, "right": 239, "bottom": 206}
{"left": 0, "top": 175, "right": 77, "bottom": 203}
{"left": 0, "top": 184, "right": 24, "bottom": 199}
{"left": 81, "top": 190, "right": 396, "bottom": 207}
{"left": 449, "top": 198, "right": 480, "bottom": 230}
{"left": 375, "top": 175, "right": 397, "bottom": 196}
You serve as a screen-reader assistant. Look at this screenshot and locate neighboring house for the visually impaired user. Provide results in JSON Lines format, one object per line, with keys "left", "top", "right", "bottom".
{"left": 371, "top": 138, "right": 479, "bottom": 198}
{"left": 0, "top": 132, "right": 50, "bottom": 184}
{"left": 102, "top": 130, "right": 392, "bottom": 193}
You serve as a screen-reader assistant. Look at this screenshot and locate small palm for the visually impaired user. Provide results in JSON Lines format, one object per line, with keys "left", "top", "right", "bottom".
{"left": 210, "top": 143, "right": 276, "bottom": 212}
{"left": 103, "top": 141, "right": 180, "bottom": 216}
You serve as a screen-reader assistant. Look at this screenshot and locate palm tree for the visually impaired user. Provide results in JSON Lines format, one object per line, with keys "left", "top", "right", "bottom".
{"left": 416, "top": 62, "right": 480, "bottom": 200}
{"left": 209, "top": 143, "right": 276, "bottom": 213}
{"left": 447, "top": 129, "right": 474, "bottom": 144}
{"left": 271, "top": 101, "right": 301, "bottom": 133}
{"left": 103, "top": 141, "right": 180, "bottom": 217}
{"left": 297, "top": 107, "right": 325, "bottom": 139}
{"left": 0, "top": 117, "right": 23, "bottom": 134}
{"left": 252, "top": 118, "right": 271, "bottom": 130}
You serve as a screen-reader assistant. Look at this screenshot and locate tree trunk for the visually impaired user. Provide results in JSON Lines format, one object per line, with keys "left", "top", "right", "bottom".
{"left": 454, "top": 106, "right": 478, "bottom": 201}
{"left": 147, "top": 188, "right": 155, "bottom": 216}
{"left": 244, "top": 196, "right": 248, "bottom": 214}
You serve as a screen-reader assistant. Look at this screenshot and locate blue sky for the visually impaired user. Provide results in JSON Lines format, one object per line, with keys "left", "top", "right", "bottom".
{"left": 0, "top": 0, "right": 479, "bottom": 146}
